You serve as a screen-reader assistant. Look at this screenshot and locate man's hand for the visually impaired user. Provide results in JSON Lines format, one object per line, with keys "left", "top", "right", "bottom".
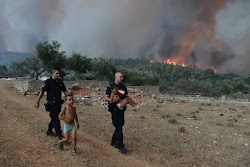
{"left": 35, "top": 102, "right": 39, "bottom": 109}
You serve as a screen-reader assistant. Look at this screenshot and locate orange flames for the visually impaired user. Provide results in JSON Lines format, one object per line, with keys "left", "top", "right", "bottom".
{"left": 149, "top": 59, "right": 218, "bottom": 73}
{"left": 164, "top": 59, "right": 186, "bottom": 67}
{"left": 211, "top": 67, "right": 218, "bottom": 73}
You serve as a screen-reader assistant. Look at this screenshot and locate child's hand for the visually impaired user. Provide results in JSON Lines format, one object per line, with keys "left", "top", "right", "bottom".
{"left": 76, "top": 123, "right": 80, "bottom": 129}
{"left": 35, "top": 102, "right": 39, "bottom": 109}
{"left": 59, "top": 116, "right": 64, "bottom": 121}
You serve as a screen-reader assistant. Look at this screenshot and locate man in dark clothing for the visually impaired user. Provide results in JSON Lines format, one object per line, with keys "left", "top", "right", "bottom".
{"left": 105, "top": 72, "right": 128, "bottom": 154}
{"left": 35, "top": 68, "right": 67, "bottom": 140}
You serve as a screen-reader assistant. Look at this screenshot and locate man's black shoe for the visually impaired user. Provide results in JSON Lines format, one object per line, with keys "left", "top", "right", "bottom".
{"left": 57, "top": 134, "right": 64, "bottom": 140}
{"left": 111, "top": 142, "right": 119, "bottom": 148}
{"left": 46, "top": 129, "right": 56, "bottom": 136}
{"left": 119, "top": 147, "right": 127, "bottom": 154}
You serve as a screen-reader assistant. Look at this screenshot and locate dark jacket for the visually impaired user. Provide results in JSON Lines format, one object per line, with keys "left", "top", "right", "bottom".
{"left": 105, "top": 83, "right": 128, "bottom": 112}
{"left": 42, "top": 77, "right": 66, "bottom": 104}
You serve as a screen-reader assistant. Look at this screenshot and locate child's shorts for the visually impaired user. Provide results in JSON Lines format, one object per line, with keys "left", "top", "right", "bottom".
{"left": 63, "top": 123, "right": 76, "bottom": 133}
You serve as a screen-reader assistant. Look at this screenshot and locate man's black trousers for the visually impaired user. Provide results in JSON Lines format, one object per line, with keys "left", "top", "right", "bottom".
{"left": 111, "top": 109, "right": 125, "bottom": 148}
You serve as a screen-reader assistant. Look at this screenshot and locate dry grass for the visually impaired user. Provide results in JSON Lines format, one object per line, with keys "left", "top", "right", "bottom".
{"left": 179, "top": 126, "right": 187, "bottom": 133}
{"left": 161, "top": 114, "right": 171, "bottom": 119}
{"left": 168, "top": 118, "right": 178, "bottom": 124}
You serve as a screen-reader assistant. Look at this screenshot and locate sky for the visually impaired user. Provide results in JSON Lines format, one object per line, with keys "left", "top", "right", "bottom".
{"left": 0, "top": 0, "right": 250, "bottom": 74}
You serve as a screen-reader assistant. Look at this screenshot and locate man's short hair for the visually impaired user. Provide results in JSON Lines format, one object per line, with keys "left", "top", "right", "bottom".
{"left": 52, "top": 66, "right": 61, "bottom": 72}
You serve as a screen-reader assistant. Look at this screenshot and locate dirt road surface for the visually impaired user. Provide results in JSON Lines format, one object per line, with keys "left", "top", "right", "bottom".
{"left": 1, "top": 80, "right": 250, "bottom": 167}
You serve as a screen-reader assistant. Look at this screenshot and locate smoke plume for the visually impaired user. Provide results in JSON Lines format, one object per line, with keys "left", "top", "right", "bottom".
{"left": 215, "top": 0, "right": 250, "bottom": 74}
{"left": 0, "top": 0, "right": 250, "bottom": 74}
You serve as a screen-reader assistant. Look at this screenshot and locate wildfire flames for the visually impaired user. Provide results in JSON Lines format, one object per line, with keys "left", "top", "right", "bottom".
{"left": 149, "top": 59, "right": 218, "bottom": 73}
{"left": 164, "top": 59, "right": 186, "bottom": 67}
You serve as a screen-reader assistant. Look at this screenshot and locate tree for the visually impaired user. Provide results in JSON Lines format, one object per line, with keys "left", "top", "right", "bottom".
{"left": 91, "top": 58, "right": 117, "bottom": 81}
{"left": 21, "top": 56, "right": 45, "bottom": 80}
{"left": 36, "top": 41, "right": 66, "bottom": 70}
{"left": 198, "top": 80, "right": 214, "bottom": 96}
{"left": 233, "top": 82, "right": 249, "bottom": 94}
{"left": 9, "top": 62, "right": 30, "bottom": 77}
{"left": 66, "top": 52, "right": 91, "bottom": 76}
{"left": 0, "top": 65, "right": 8, "bottom": 77}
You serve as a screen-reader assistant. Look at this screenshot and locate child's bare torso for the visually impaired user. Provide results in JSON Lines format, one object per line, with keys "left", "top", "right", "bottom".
{"left": 64, "top": 105, "right": 76, "bottom": 124}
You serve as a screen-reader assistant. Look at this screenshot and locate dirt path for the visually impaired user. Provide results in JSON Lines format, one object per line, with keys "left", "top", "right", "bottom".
{"left": 0, "top": 81, "right": 158, "bottom": 167}
{"left": 3, "top": 80, "right": 248, "bottom": 167}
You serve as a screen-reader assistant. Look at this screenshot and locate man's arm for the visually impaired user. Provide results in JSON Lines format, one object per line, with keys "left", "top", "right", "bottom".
{"left": 124, "top": 86, "right": 128, "bottom": 96}
{"left": 105, "top": 94, "right": 120, "bottom": 104}
{"left": 35, "top": 91, "right": 44, "bottom": 108}
{"left": 104, "top": 85, "right": 111, "bottom": 103}
{"left": 104, "top": 94, "right": 111, "bottom": 103}
{"left": 60, "top": 80, "right": 68, "bottom": 95}
{"left": 104, "top": 85, "right": 120, "bottom": 103}
{"left": 110, "top": 91, "right": 121, "bottom": 103}
{"left": 36, "top": 80, "right": 48, "bottom": 108}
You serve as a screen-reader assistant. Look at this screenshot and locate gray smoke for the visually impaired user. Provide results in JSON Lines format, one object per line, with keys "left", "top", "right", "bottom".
{"left": 0, "top": 0, "right": 250, "bottom": 74}
{"left": 215, "top": 0, "right": 250, "bottom": 74}
{"left": 0, "top": 0, "right": 62, "bottom": 52}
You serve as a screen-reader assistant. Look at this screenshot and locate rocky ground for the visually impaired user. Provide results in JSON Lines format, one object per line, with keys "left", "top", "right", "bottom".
{"left": 1, "top": 80, "right": 250, "bottom": 167}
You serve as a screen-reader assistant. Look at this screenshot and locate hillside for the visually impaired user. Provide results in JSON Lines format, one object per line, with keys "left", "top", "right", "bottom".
{"left": 0, "top": 52, "right": 32, "bottom": 65}
{"left": 2, "top": 80, "right": 250, "bottom": 167}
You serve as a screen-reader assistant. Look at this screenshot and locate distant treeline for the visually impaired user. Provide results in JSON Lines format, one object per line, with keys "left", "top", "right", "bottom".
{"left": 1, "top": 41, "right": 249, "bottom": 98}
{"left": 0, "top": 52, "right": 32, "bottom": 65}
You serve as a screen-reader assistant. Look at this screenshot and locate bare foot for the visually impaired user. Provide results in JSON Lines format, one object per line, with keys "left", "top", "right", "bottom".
{"left": 72, "top": 149, "right": 78, "bottom": 155}
{"left": 135, "top": 104, "right": 140, "bottom": 109}
{"left": 57, "top": 142, "right": 63, "bottom": 149}
{"left": 132, "top": 104, "right": 140, "bottom": 111}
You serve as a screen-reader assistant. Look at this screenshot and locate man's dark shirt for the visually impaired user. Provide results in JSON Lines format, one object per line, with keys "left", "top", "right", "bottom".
{"left": 105, "top": 83, "right": 128, "bottom": 111}
{"left": 42, "top": 77, "right": 66, "bottom": 104}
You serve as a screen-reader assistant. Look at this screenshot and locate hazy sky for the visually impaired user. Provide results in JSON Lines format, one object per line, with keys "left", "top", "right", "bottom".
{"left": 0, "top": 0, "right": 250, "bottom": 74}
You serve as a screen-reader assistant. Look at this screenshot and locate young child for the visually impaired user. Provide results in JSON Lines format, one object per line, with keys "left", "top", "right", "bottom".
{"left": 109, "top": 83, "right": 140, "bottom": 110}
{"left": 58, "top": 93, "right": 79, "bottom": 154}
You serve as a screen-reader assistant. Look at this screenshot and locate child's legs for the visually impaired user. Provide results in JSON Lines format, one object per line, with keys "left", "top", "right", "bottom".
{"left": 71, "top": 129, "right": 77, "bottom": 151}
{"left": 127, "top": 96, "right": 138, "bottom": 106}
{"left": 58, "top": 131, "right": 70, "bottom": 144}
{"left": 119, "top": 98, "right": 130, "bottom": 108}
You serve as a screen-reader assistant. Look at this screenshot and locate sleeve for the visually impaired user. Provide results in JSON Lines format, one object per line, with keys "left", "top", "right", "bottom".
{"left": 41, "top": 80, "right": 48, "bottom": 92}
{"left": 105, "top": 85, "right": 111, "bottom": 97}
{"left": 124, "top": 86, "right": 128, "bottom": 95}
{"left": 60, "top": 80, "right": 67, "bottom": 92}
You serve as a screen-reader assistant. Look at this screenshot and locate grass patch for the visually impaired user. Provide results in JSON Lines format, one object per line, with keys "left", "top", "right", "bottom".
{"left": 191, "top": 114, "right": 198, "bottom": 120}
{"left": 179, "top": 126, "right": 187, "bottom": 133}
{"left": 175, "top": 113, "right": 182, "bottom": 117}
{"left": 236, "top": 114, "right": 244, "bottom": 118}
{"left": 140, "top": 116, "right": 145, "bottom": 119}
{"left": 244, "top": 131, "right": 250, "bottom": 136}
{"left": 194, "top": 110, "right": 200, "bottom": 113}
{"left": 228, "top": 122, "right": 234, "bottom": 127}
{"left": 168, "top": 118, "right": 178, "bottom": 124}
{"left": 161, "top": 114, "right": 171, "bottom": 119}
{"left": 216, "top": 122, "right": 223, "bottom": 126}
